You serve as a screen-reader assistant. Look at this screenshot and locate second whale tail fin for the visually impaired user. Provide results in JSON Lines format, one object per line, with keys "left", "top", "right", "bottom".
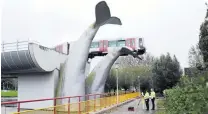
{"left": 94, "top": 1, "right": 122, "bottom": 28}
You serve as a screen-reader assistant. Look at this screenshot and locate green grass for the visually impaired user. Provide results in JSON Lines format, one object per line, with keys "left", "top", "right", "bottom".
{"left": 156, "top": 99, "right": 166, "bottom": 114}
{"left": 86, "top": 72, "right": 96, "bottom": 86}
{"left": 157, "top": 99, "right": 165, "bottom": 109}
{"left": 1, "top": 90, "right": 18, "bottom": 97}
{"left": 156, "top": 109, "right": 166, "bottom": 114}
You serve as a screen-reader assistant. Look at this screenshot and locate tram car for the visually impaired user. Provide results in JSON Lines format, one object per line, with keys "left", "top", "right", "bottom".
{"left": 52, "top": 38, "right": 145, "bottom": 58}
{"left": 88, "top": 38, "right": 145, "bottom": 58}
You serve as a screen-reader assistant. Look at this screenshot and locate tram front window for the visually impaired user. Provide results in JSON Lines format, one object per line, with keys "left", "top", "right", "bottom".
{"left": 117, "top": 40, "right": 125, "bottom": 47}
{"left": 108, "top": 41, "right": 117, "bottom": 47}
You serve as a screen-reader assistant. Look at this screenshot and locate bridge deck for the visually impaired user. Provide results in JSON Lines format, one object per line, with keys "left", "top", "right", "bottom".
{"left": 1, "top": 41, "right": 68, "bottom": 74}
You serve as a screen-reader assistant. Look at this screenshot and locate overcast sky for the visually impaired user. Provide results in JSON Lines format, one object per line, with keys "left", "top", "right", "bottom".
{"left": 1, "top": 0, "right": 207, "bottom": 70}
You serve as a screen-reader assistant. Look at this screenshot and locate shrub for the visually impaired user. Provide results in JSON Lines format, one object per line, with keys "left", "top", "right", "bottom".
{"left": 165, "top": 72, "right": 208, "bottom": 114}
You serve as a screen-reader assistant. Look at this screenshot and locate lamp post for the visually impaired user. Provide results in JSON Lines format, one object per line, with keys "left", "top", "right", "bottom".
{"left": 138, "top": 76, "right": 140, "bottom": 92}
{"left": 115, "top": 62, "right": 119, "bottom": 105}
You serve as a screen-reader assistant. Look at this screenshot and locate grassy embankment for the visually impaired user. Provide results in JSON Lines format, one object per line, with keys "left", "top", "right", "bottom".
{"left": 1, "top": 90, "right": 18, "bottom": 97}
{"left": 156, "top": 99, "right": 166, "bottom": 114}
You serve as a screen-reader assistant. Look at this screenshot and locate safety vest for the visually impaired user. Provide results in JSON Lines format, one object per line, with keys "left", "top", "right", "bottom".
{"left": 150, "top": 91, "right": 156, "bottom": 98}
{"left": 144, "top": 92, "right": 149, "bottom": 99}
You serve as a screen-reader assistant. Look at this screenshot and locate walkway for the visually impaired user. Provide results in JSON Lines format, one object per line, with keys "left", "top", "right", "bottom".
{"left": 103, "top": 98, "right": 156, "bottom": 114}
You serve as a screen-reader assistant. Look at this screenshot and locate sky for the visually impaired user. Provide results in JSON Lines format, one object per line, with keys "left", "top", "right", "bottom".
{"left": 1, "top": 0, "right": 207, "bottom": 71}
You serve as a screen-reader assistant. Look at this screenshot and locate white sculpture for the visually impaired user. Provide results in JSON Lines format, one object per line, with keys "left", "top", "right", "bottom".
{"left": 61, "top": 1, "right": 122, "bottom": 103}
{"left": 86, "top": 47, "right": 142, "bottom": 95}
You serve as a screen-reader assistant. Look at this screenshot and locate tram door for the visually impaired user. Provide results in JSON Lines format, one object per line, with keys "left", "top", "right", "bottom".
{"left": 126, "top": 38, "right": 133, "bottom": 48}
{"left": 103, "top": 40, "right": 108, "bottom": 52}
{"left": 99, "top": 40, "right": 108, "bottom": 52}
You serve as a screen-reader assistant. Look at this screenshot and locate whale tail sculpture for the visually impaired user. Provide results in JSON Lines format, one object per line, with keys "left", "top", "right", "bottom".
{"left": 60, "top": 0, "right": 122, "bottom": 104}
{"left": 137, "top": 48, "right": 146, "bottom": 55}
{"left": 94, "top": 1, "right": 122, "bottom": 28}
{"left": 135, "top": 48, "right": 146, "bottom": 60}
{"left": 86, "top": 46, "right": 146, "bottom": 94}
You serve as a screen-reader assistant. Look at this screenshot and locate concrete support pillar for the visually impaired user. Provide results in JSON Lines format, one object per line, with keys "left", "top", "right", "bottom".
{"left": 18, "top": 70, "right": 59, "bottom": 109}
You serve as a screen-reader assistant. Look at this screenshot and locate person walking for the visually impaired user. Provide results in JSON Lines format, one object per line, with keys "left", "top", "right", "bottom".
{"left": 144, "top": 90, "right": 150, "bottom": 111}
{"left": 150, "top": 88, "right": 156, "bottom": 110}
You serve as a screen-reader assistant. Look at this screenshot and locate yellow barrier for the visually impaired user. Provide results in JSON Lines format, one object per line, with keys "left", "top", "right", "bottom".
{"left": 13, "top": 92, "right": 140, "bottom": 114}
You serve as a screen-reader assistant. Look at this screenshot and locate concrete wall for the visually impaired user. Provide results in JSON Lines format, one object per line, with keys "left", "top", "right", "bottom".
{"left": 18, "top": 69, "right": 59, "bottom": 109}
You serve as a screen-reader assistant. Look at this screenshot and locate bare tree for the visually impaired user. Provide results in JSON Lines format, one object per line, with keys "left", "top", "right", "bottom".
{"left": 108, "top": 52, "right": 155, "bottom": 92}
{"left": 188, "top": 44, "right": 204, "bottom": 68}
{"left": 115, "top": 52, "right": 155, "bottom": 68}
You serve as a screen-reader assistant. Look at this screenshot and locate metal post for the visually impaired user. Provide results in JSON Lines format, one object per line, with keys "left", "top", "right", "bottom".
{"left": 68, "top": 98, "right": 70, "bottom": 114}
{"left": 78, "top": 96, "right": 81, "bottom": 114}
{"left": 17, "top": 102, "right": 20, "bottom": 112}
{"left": 138, "top": 76, "right": 140, "bottom": 93}
{"left": 105, "top": 94, "right": 107, "bottom": 108}
{"left": 54, "top": 98, "right": 57, "bottom": 114}
{"left": 87, "top": 95, "right": 89, "bottom": 113}
{"left": 100, "top": 94, "right": 102, "bottom": 109}
{"left": 94, "top": 95, "right": 96, "bottom": 112}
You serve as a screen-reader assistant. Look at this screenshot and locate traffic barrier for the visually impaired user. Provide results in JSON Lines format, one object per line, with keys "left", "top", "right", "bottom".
{"left": 2, "top": 92, "right": 140, "bottom": 114}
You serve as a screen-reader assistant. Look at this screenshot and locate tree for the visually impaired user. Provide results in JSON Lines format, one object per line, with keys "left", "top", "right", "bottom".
{"left": 118, "top": 68, "right": 132, "bottom": 93}
{"left": 199, "top": 15, "right": 208, "bottom": 68}
{"left": 105, "top": 68, "right": 133, "bottom": 94}
{"left": 116, "top": 53, "right": 155, "bottom": 68}
{"left": 104, "top": 68, "right": 117, "bottom": 93}
{"left": 130, "top": 66, "right": 152, "bottom": 92}
{"left": 104, "top": 53, "right": 155, "bottom": 93}
{"left": 1, "top": 78, "right": 17, "bottom": 90}
{"left": 105, "top": 65, "right": 153, "bottom": 93}
{"left": 152, "top": 53, "right": 182, "bottom": 92}
{"left": 162, "top": 8, "right": 208, "bottom": 114}
{"left": 188, "top": 44, "right": 204, "bottom": 68}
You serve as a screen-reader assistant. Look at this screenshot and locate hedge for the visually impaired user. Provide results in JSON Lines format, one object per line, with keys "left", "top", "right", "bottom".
{"left": 164, "top": 73, "right": 208, "bottom": 114}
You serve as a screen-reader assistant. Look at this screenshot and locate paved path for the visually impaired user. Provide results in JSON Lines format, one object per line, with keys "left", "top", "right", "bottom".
{"left": 103, "top": 98, "right": 156, "bottom": 114}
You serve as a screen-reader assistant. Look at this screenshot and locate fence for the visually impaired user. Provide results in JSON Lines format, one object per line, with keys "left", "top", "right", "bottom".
{"left": 1, "top": 40, "right": 68, "bottom": 55}
{"left": 1, "top": 40, "right": 40, "bottom": 52}
{"left": 1, "top": 92, "right": 140, "bottom": 114}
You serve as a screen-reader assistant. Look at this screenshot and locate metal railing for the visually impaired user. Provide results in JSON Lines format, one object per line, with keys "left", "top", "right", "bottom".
{"left": 1, "top": 40, "right": 68, "bottom": 55}
{"left": 1, "top": 92, "right": 140, "bottom": 114}
{"left": 1, "top": 40, "right": 39, "bottom": 52}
